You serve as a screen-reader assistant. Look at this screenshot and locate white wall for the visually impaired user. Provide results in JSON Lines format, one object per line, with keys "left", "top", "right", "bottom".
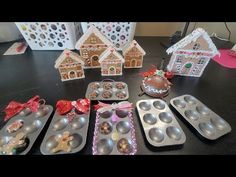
{"left": 0, "top": 22, "right": 235, "bottom": 44}
{"left": 135, "top": 22, "right": 185, "bottom": 36}
{"left": 135, "top": 22, "right": 236, "bottom": 43}
{"left": 0, "top": 22, "right": 22, "bottom": 43}
{"left": 186, "top": 22, "right": 236, "bottom": 42}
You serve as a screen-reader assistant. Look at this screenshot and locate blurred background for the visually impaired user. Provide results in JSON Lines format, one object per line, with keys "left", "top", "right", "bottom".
{"left": 135, "top": 22, "right": 235, "bottom": 43}
{"left": 0, "top": 22, "right": 235, "bottom": 43}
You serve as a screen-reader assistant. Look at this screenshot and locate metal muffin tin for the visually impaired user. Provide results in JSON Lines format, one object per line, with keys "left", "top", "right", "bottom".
{"left": 85, "top": 80, "right": 129, "bottom": 101}
{"left": 170, "top": 95, "right": 231, "bottom": 140}
{"left": 0, "top": 105, "right": 53, "bottom": 155}
{"left": 40, "top": 108, "right": 90, "bottom": 155}
{"left": 136, "top": 99, "right": 186, "bottom": 147}
{"left": 92, "top": 101, "right": 137, "bottom": 155}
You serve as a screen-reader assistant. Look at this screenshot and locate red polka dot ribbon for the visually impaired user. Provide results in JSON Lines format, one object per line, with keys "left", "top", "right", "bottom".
{"left": 56, "top": 99, "right": 90, "bottom": 115}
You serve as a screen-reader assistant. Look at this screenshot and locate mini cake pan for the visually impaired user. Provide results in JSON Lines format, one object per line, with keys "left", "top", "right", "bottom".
{"left": 0, "top": 105, "right": 53, "bottom": 155}
{"left": 85, "top": 81, "right": 129, "bottom": 101}
{"left": 92, "top": 101, "right": 137, "bottom": 155}
{"left": 40, "top": 108, "right": 90, "bottom": 155}
{"left": 170, "top": 95, "right": 231, "bottom": 140}
{"left": 136, "top": 99, "right": 186, "bottom": 147}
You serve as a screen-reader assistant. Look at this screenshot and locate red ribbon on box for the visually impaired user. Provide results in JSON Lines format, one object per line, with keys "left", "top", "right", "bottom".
{"left": 3, "top": 95, "right": 40, "bottom": 122}
{"left": 56, "top": 99, "right": 90, "bottom": 115}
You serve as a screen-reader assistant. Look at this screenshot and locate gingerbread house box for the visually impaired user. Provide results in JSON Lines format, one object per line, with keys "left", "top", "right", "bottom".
{"left": 55, "top": 49, "right": 85, "bottom": 81}
{"left": 75, "top": 25, "right": 113, "bottom": 68}
{"left": 122, "top": 40, "right": 146, "bottom": 68}
{"left": 99, "top": 47, "right": 125, "bottom": 76}
{"left": 166, "top": 28, "right": 220, "bottom": 77}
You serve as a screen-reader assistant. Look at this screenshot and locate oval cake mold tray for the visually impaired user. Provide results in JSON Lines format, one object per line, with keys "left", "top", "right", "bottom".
{"left": 85, "top": 80, "right": 129, "bottom": 101}
{"left": 170, "top": 94, "right": 231, "bottom": 140}
{"left": 92, "top": 101, "right": 137, "bottom": 155}
{"left": 40, "top": 107, "right": 90, "bottom": 155}
{"left": 0, "top": 105, "right": 53, "bottom": 155}
{"left": 136, "top": 99, "right": 186, "bottom": 147}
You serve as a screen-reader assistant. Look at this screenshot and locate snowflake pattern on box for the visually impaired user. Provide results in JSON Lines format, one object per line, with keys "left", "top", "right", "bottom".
{"left": 81, "top": 22, "right": 136, "bottom": 50}
{"left": 15, "top": 22, "right": 82, "bottom": 50}
{"left": 166, "top": 28, "right": 220, "bottom": 77}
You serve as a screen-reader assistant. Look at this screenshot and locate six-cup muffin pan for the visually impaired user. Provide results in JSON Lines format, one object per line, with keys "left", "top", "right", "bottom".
{"left": 0, "top": 105, "right": 53, "bottom": 155}
{"left": 170, "top": 95, "right": 231, "bottom": 140}
{"left": 92, "top": 102, "right": 137, "bottom": 155}
{"left": 136, "top": 99, "right": 186, "bottom": 147}
{"left": 40, "top": 108, "right": 90, "bottom": 155}
{"left": 85, "top": 81, "right": 129, "bottom": 101}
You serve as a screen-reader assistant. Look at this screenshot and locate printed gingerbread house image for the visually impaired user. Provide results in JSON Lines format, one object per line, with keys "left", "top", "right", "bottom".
{"left": 99, "top": 47, "right": 125, "bottom": 76}
{"left": 75, "top": 25, "right": 113, "bottom": 68}
{"left": 122, "top": 40, "right": 146, "bottom": 68}
{"left": 55, "top": 49, "right": 85, "bottom": 81}
{"left": 166, "top": 28, "right": 220, "bottom": 77}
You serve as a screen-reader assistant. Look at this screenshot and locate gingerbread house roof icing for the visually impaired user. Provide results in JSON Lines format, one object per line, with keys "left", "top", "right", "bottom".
{"left": 99, "top": 47, "right": 125, "bottom": 63}
{"left": 166, "top": 28, "right": 220, "bottom": 56}
{"left": 122, "top": 40, "right": 146, "bottom": 55}
{"left": 54, "top": 49, "right": 84, "bottom": 68}
{"left": 75, "top": 25, "right": 113, "bottom": 49}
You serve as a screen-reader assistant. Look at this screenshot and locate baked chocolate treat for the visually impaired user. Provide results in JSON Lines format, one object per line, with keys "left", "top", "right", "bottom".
{"left": 141, "top": 75, "right": 172, "bottom": 98}
{"left": 89, "top": 91, "right": 99, "bottom": 99}
{"left": 103, "top": 83, "right": 113, "bottom": 90}
{"left": 115, "top": 83, "right": 125, "bottom": 89}
{"left": 115, "top": 91, "right": 126, "bottom": 99}
{"left": 117, "top": 138, "right": 131, "bottom": 154}
{"left": 102, "top": 91, "right": 112, "bottom": 98}
{"left": 99, "top": 122, "right": 112, "bottom": 135}
{"left": 90, "top": 82, "right": 100, "bottom": 90}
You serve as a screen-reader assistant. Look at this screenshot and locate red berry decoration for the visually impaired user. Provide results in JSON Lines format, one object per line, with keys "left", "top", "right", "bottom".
{"left": 164, "top": 71, "right": 174, "bottom": 79}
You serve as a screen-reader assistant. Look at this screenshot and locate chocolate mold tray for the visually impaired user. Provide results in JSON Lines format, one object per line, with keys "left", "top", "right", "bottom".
{"left": 0, "top": 105, "right": 53, "bottom": 155}
{"left": 40, "top": 108, "right": 90, "bottom": 155}
{"left": 136, "top": 99, "right": 186, "bottom": 147}
{"left": 170, "top": 95, "right": 231, "bottom": 140}
{"left": 92, "top": 102, "right": 137, "bottom": 155}
{"left": 85, "top": 81, "right": 129, "bottom": 101}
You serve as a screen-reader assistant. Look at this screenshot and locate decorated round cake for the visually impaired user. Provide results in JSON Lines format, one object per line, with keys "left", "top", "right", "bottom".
{"left": 141, "top": 75, "right": 172, "bottom": 98}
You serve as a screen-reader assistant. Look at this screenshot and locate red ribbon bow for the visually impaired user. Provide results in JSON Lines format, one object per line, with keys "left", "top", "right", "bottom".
{"left": 3, "top": 95, "right": 40, "bottom": 122}
{"left": 56, "top": 99, "right": 90, "bottom": 115}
